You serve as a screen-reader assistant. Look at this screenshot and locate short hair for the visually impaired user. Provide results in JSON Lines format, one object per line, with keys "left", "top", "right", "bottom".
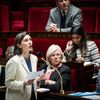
{"left": 14, "top": 31, "right": 31, "bottom": 55}
{"left": 46, "top": 44, "right": 63, "bottom": 66}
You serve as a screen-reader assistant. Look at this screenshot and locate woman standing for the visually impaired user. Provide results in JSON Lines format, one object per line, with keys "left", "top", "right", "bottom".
{"left": 5, "top": 32, "right": 38, "bottom": 100}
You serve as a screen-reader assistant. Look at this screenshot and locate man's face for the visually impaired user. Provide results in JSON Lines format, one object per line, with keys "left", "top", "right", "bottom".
{"left": 57, "top": 0, "right": 70, "bottom": 10}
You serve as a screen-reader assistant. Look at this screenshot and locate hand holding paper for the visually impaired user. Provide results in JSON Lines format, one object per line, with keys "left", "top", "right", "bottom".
{"left": 27, "top": 70, "right": 44, "bottom": 81}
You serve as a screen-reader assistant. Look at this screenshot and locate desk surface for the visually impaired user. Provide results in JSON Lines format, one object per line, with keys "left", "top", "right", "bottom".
{"left": 38, "top": 91, "right": 90, "bottom": 100}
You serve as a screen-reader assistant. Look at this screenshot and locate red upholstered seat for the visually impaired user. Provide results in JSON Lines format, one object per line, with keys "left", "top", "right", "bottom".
{"left": 81, "top": 7, "right": 96, "bottom": 33}
{"left": 11, "top": 11, "right": 25, "bottom": 31}
{"left": 32, "top": 38, "right": 69, "bottom": 55}
{"left": 0, "top": 5, "right": 9, "bottom": 32}
{"left": 95, "top": 8, "right": 100, "bottom": 32}
{"left": 0, "top": 39, "right": 3, "bottom": 58}
{"left": 28, "top": 7, "right": 51, "bottom": 32}
{"left": 71, "top": 69, "right": 77, "bottom": 91}
{"left": 7, "top": 37, "right": 15, "bottom": 46}
{"left": 0, "top": 48, "right": 3, "bottom": 58}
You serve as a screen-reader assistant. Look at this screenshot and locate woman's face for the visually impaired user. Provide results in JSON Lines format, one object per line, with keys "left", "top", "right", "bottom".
{"left": 57, "top": 0, "right": 70, "bottom": 10}
{"left": 18, "top": 34, "right": 33, "bottom": 54}
{"left": 72, "top": 34, "right": 81, "bottom": 45}
{"left": 49, "top": 49, "right": 62, "bottom": 67}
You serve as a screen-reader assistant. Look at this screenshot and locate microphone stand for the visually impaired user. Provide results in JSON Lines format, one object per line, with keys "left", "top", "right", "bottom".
{"left": 41, "top": 57, "right": 65, "bottom": 94}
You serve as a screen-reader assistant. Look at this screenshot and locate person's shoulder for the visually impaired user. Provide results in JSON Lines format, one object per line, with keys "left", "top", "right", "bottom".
{"left": 9, "top": 55, "right": 18, "bottom": 60}
{"left": 50, "top": 7, "right": 58, "bottom": 13}
{"left": 30, "top": 54, "right": 38, "bottom": 60}
{"left": 6, "top": 55, "right": 19, "bottom": 64}
{"left": 70, "top": 4, "right": 81, "bottom": 12}
{"left": 61, "top": 64, "right": 70, "bottom": 71}
{"left": 87, "top": 40, "right": 96, "bottom": 45}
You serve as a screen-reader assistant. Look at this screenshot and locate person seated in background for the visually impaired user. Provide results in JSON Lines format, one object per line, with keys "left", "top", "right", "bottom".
{"left": 39, "top": 44, "right": 71, "bottom": 93}
{"left": 0, "top": 45, "right": 14, "bottom": 86}
{"left": 45, "top": 0, "right": 82, "bottom": 32}
{"left": 64, "top": 25, "right": 100, "bottom": 91}
{"left": 64, "top": 25, "right": 100, "bottom": 66}
{"left": 5, "top": 45, "right": 14, "bottom": 60}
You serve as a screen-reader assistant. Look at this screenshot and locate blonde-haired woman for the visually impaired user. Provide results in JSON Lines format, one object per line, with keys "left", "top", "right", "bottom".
{"left": 39, "top": 44, "right": 71, "bottom": 92}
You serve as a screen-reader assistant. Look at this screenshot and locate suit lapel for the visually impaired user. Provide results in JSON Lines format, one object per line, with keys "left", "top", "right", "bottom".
{"left": 19, "top": 55, "right": 29, "bottom": 72}
{"left": 30, "top": 54, "right": 37, "bottom": 72}
{"left": 65, "top": 5, "right": 72, "bottom": 25}
{"left": 54, "top": 8, "right": 61, "bottom": 27}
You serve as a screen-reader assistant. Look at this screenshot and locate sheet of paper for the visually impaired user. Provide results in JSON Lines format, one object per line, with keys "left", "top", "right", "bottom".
{"left": 84, "top": 62, "right": 94, "bottom": 67}
{"left": 37, "top": 88, "right": 50, "bottom": 93}
{"left": 68, "top": 92, "right": 100, "bottom": 96}
{"left": 27, "top": 70, "right": 44, "bottom": 80}
{"left": 82, "top": 95, "right": 100, "bottom": 99}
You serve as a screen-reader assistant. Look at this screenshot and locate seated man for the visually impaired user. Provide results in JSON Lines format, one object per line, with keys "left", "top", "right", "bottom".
{"left": 45, "top": 0, "right": 82, "bottom": 32}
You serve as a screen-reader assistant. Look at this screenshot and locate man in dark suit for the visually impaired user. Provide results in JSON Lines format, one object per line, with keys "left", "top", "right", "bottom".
{"left": 45, "top": 0, "right": 82, "bottom": 32}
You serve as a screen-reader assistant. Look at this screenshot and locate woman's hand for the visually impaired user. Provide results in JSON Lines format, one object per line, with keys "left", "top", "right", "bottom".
{"left": 76, "top": 56, "right": 84, "bottom": 63}
{"left": 65, "top": 40, "right": 73, "bottom": 52}
{"left": 45, "top": 80, "right": 56, "bottom": 85}
{"left": 24, "top": 79, "right": 34, "bottom": 85}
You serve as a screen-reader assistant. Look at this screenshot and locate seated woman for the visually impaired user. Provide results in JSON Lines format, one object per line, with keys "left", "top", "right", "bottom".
{"left": 64, "top": 25, "right": 100, "bottom": 66}
{"left": 39, "top": 44, "right": 71, "bottom": 93}
{"left": 64, "top": 25, "right": 100, "bottom": 91}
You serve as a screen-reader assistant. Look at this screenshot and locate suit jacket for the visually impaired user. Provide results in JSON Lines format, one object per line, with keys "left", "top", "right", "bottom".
{"left": 40, "top": 64, "right": 71, "bottom": 92}
{"left": 5, "top": 54, "right": 38, "bottom": 100}
{"left": 45, "top": 4, "right": 82, "bottom": 32}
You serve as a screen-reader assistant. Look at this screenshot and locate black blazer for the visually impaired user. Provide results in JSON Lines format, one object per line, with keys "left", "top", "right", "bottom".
{"left": 40, "top": 64, "right": 71, "bottom": 92}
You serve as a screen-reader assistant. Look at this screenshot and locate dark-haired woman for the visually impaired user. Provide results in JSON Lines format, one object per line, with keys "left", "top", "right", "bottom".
{"left": 65, "top": 25, "right": 100, "bottom": 65}
{"left": 5, "top": 32, "right": 38, "bottom": 100}
{"left": 64, "top": 25, "right": 100, "bottom": 91}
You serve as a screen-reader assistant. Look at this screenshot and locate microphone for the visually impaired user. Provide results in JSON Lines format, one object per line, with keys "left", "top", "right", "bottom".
{"left": 39, "top": 56, "right": 65, "bottom": 94}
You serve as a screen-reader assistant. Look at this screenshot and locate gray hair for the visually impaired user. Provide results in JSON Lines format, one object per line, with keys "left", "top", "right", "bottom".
{"left": 46, "top": 44, "right": 64, "bottom": 66}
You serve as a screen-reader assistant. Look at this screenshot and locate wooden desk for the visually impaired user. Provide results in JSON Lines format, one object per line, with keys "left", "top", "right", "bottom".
{"left": 0, "top": 87, "right": 95, "bottom": 100}
{"left": 38, "top": 92, "right": 90, "bottom": 100}
{"left": 0, "top": 86, "right": 6, "bottom": 100}
{"left": 65, "top": 62, "right": 95, "bottom": 91}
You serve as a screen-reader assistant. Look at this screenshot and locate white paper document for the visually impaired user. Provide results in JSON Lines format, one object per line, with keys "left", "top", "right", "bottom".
{"left": 37, "top": 88, "right": 50, "bottom": 93}
{"left": 82, "top": 95, "right": 100, "bottom": 99}
{"left": 27, "top": 70, "right": 44, "bottom": 80}
{"left": 84, "top": 62, "right": 94, "bottom": 67}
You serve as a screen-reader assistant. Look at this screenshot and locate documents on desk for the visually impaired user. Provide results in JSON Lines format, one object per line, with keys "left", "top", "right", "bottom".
{"left": 68, "top": 91, "right": 100, "bottom": 96}
{"left": 27, "top": 70, "right": 44, "bottom": 80}
{"left": 68, "top": 91, "right": 100, "bottom": 99}
{"left": 37, "top": 88, "right": 50, "bottom": 93}
{"left": 83, "top": 62, "right": 94, "bottom": 67}
{"left": 82, "top": 95, "right": 100, "bottom": 99}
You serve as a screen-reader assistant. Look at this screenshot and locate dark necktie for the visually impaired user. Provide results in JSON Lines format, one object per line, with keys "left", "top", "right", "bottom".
{"left": 61, "top": 11, "right": 66, "bottom": 28}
